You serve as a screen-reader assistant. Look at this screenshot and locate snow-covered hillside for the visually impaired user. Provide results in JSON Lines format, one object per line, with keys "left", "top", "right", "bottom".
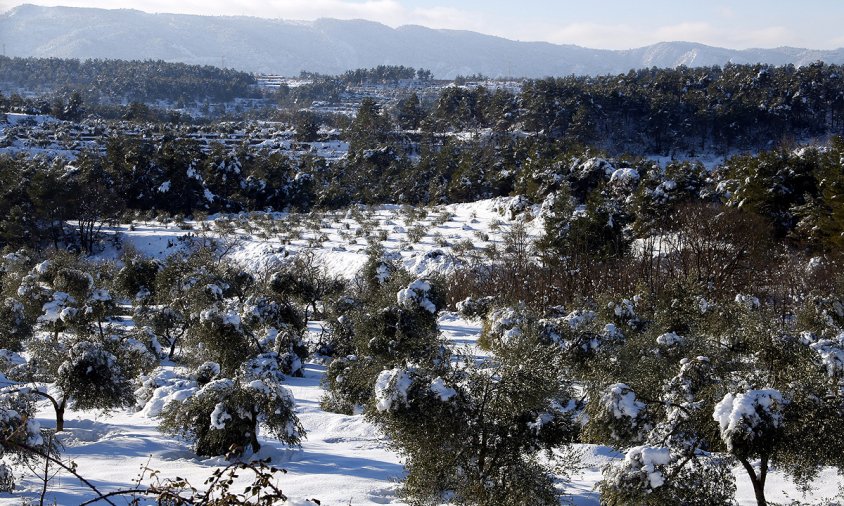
{"left": 108, "top": 198, "right": 544, "bottom": 280}
{"left": 0, "top": 197, "right": 837, "bottom": 505}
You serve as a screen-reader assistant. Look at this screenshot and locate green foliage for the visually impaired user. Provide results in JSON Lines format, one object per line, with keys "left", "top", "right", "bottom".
{"left": 0, "top": 55, "right": 258, "bottom": 104}
{"left": 397, "top": 93, "right": 424, "bottom": 130}
{"left": 0, "top": 298, "right": 30, "bottom": 351}
{"left": 114, "top": 256, "right": 162, "bottom": 301}
{"left": 268, "top": 252, "right": 345, "bottom": 318}
{"left": 600, "top": 448, "right": 736, "bottom": 506}
{"left": 159, "top": 361, "right": 303, "bottom": 457}
{"left": 294, "top": 111, "right": 320, "bottom": 143}
{"left": 571, "top": 291, "right": 844, "bottom": 506}
{"left": 105, "top": 332, "right": 159, "bottom": 379}
{"left": 369, "top": 331, "right": 578, "bottom": 505}
{"left": 792, "top": 137, "right": 844, "bottom": 252}
{"left": 341, "top": 65, "right": 426, "bottom": 85}
{"left": 347, "top": 98, "right": 391, "bottom": 153}
{"left": 321, "top": 247, "right": 445, "bottom": 413}
{"left": 56, "top": 340, "right": 135, "bottom": 411}
{"left": 320, "top": 355, "right": 383, "bottom": 414}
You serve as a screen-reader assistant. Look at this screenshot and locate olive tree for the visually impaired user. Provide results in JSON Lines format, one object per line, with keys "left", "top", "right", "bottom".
{"left": 159, "top": 354, "right": 304, "bottom": 457}
{"left": 588, "top": 296, "right": 844, "bottom": 506}
{"left": 321, "top": 269, "right": 444, "bottom": 414}
{"left": 369, "top": 329, "right": 579, "bottom": 505}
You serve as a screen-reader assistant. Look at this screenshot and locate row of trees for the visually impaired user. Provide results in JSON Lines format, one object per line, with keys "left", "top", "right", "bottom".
{"left": 1, "top": 212, "right": 840, "bottom": 504}
{"left": 306, "top": 235, "right": 844, "bottom": 505}
{"left": 280, "top": 62, "right": 844, "bottom": 154}
{"left": 339, "top": 65, "right": 433, "bottom": 85}
{"left": 0, "top": 171, "right": 842, "bottom": 503}
{"left": 5, "top": 59, "right": 844, "bottom": 152}
{"left": 518, "top": 63, "right": 844, "bottom": 153}
{"left": 3, "top": 134, "right": 844, "bottom": 260}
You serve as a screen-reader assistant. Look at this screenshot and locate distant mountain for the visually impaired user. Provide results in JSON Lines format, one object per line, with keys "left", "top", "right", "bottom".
{"left": 2, "top": 4, "right": 844, "bottom": 78}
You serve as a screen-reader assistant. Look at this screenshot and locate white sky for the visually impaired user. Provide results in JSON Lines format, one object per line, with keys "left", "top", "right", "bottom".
{"left": 1, "top": 0, "right": 842, "bottom": 50}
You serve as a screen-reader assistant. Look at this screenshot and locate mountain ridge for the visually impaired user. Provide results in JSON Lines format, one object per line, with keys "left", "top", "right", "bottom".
{"left": 2, "top": 4, "right": 844, "bottom": 78}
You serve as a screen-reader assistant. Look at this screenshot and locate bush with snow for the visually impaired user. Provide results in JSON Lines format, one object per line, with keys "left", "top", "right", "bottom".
{"left": 455, "top": 295, "right": 496, "bottom": 319}
{"left": 587, "top": 298, "right": 844, "bottom": 506}
{"left": 373, "top": 367, "right": 415, "bottom": 412}
{"left": 609, "top": 167, "right": 640, "bottom": 186}
{"left": 479, "top": 305, "right": 530, "bottom": 349}
{"left": 56, "top": 341, "right": 135, "bottom": 419}
{"left": 800, "top": 332, "right": 844, "bottom": 378}
{"left": 396, "top": 279, "right": 436, "bottom": 314}
{"left": 600, "top": 443, "right": 735, "bottom": 506}
{"left": 598, "top": 357, "right": 736, "bottom": 505}
{"left": 608, "top": 445, "right": 671, "bottom": 490}
{"left": 113, "top": 256, "right": 162, "bottom": 301}
{"left": 183, "top": 301, "right": 257, "bottom": 373}
{"left": 12, "top": 335, "right": 137, "bottom": 431}
{"left": 503, "top": 194, "right": 532, "bottom": 220}
{"left": 159, "top": 369, "right": 303, "bottom": 457}
{"left": 713, "top": 389, "right": 786, "bottom": 456}
{"left": 320, "top": 354, "right": 382, "bottom": 414}
{"left": 0, "top": 297, "right": 30, "bottom": 351}
{"left": 0, "top": 392, "right": 42, "bottom": 453}
{"left": 106, "top": 334, "right": 159, "bottom": 379}
{"left": 0, "top": 390, "right": 48, "bottom": 492}
{"left": 655, "top": 331, "right": 684, "bottom": 347}
{"left": 133, "top": 305, "right": 187, "bottom": 360}
{"left": 368, "top": 332, "right": 578, "bottom": 506}
{"left": 480, "top": 304, "right": 629, "bottom": 365}
{"left": 586, "top": 383, "right": 651, "bottom": 444}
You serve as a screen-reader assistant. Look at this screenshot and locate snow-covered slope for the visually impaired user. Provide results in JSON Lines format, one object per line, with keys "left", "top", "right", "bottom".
{"left": 107, "top": 198, "right": 543, "bottom": 280}
{"left": 2, "top": 5, "right": 843, "bottom": 77}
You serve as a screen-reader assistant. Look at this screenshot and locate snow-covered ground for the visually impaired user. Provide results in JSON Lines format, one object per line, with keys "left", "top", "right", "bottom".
{"left": 1, "top": 313, "right": 836, "bottom": 505}
{"left": 104, "top": 197, "right": 543, "bottom": 280}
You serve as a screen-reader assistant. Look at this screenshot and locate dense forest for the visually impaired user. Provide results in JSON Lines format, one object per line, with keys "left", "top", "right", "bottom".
{"left": 0, "top": 56, "right": 259, "bottom": 104}
{"left": 288, "top": 61, "right": 844, "bottom": 155}
{"left": 2, "top": 57, "right": 844, "bottom": 153}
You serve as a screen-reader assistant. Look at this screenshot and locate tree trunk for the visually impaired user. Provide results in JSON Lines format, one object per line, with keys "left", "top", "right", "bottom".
{"left": 739, "top": 457, "right": 768, "bottom": 506}
{"left": 249, "top": 416, "right": 261, "bottom": 453}
{"left": 55, "top": 398, "right": 66, "bottom": 432}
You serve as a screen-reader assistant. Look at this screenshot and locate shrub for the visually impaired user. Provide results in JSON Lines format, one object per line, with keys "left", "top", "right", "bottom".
{"left": 369, "top": 333, "right": 579, "bottom": 505}
{"left": 56, "top": 341, "right": 135, "bottom": 413}
{"left": 159, "top": 361, "right": 303, "bottom": 457}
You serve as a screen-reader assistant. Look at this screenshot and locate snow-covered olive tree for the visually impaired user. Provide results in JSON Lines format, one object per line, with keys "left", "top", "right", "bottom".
{"left": 589, "top": 296, "right": 844, "bottom": 506}
{"left": 321, "top": 267, "right": 444, "bottom": 414}
{"left": 0, "top": 254, "right": 149, "bottom": 432}
{"left": 0, "top": 389, "right": 47, "bottom": 491}
{"left": 27, "top": 340, "right": 136, "bottom": 431}
{"left": 159, "top": 354, "right": 303, "bottom": 457}
{"left": 595, "top": 357, "right": 736, "bottom": 505}
{"left": 369, "top": 330, "right": 579, "bottom": 505}
{"left": 147, "top": 246, "right": 307, "bottom": 373}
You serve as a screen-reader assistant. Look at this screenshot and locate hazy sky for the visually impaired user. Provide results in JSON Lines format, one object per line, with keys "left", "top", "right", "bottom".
{"left": 2, "top": 0, "right": 842, "bottom": 50}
